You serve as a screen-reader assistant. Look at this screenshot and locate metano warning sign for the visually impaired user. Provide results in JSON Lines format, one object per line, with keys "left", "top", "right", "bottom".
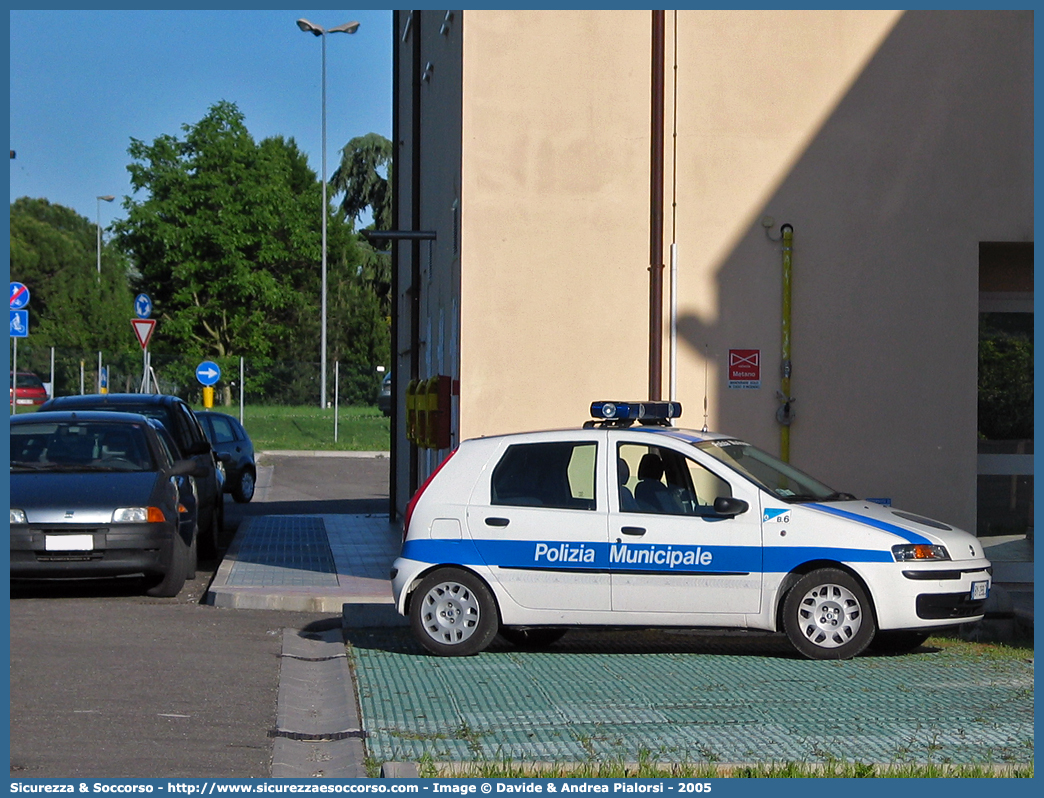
{"left": 728, "top": 349, "right": 760, "bottom": 389}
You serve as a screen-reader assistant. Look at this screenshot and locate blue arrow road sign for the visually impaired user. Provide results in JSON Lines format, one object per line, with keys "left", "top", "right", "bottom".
{"left": 10, "top": 282, "right": 29, "bottom": 309}
{"left": 196, "top": 361, "right": 221, "bottom": 386}
{"left": 10, "top": 309, "right": 28, "bottom": 337}
{"left": 135, "top": 293, "right": 152, "bottom": 319}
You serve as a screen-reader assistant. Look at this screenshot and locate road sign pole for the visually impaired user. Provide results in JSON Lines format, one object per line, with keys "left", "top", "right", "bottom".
{"left": 11, "top": 337, "right": 17, "bottom": 415}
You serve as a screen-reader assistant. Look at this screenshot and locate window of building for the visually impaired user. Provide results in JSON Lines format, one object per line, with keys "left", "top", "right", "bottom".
{"left": 977, "top": 241, "right": 1033, "bottom": 537}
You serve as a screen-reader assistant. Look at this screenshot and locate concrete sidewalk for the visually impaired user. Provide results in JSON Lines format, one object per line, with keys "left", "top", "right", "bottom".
{"left": 205, "top": 513, "right": 401, "bottom": 612}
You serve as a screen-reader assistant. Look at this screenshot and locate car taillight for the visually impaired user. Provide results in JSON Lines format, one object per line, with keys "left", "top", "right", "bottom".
{"left": 403, "top": 448, "right": 457, "bottom": 541}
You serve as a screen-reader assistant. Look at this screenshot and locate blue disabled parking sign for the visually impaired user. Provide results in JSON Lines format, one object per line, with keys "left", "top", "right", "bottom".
{"left": 196, "top": 360, "right": 221, "bottom": 386}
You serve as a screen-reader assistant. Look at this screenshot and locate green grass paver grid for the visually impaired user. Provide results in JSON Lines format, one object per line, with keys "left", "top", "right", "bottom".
{"left": 350, "top": 630, "right": 1033, "bottom": 765}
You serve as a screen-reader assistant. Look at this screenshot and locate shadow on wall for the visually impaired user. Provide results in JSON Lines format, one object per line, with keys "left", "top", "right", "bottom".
{"left": 674, "top": 11, "right": 1030, "bottom": 521}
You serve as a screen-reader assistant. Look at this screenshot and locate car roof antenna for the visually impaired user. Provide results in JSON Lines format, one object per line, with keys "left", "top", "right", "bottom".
{"left": 702, "top": 344, "right": 710, "bottom": 434}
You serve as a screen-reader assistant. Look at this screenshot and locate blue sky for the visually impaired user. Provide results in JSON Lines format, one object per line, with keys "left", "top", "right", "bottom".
{"left": 9, "top": 8, "right": 394, "bottom": 229}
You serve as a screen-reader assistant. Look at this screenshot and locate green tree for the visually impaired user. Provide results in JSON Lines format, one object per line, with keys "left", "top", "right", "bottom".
{"left": 330, "top": 133, "right": 393, "bottom": 313}
{"left": 112, "top": 101, "right": 390, "bottom": 406}
{"left": 9, "top": 197, "right": 135, "bottom": 383}
{"left": 330, "top": 132, "right": 392, "bottom": 231}
{"left": 114, "top": 101, "right": 320, "bottom": 372}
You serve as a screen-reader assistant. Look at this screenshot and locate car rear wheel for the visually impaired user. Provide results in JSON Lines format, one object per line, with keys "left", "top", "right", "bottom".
{"left": 783, "top": 568, "right": 875, "bottom": 660}
{"left": 186, "top": 524, "right": 198, "bottom": 580}
{"left": 197, "top": 501, "right": 224, "bottom": 560}
{"left": 410, "top": 568, "right": 499, "bottom": 656}
{"left": 232, "top": 468, "right": 255, "bottom": 503}
{"left": 144, "top": 531, "right": 189, "bottom": 598}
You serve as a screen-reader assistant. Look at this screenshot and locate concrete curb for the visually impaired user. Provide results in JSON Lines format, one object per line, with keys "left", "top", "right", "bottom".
{"left": 271, "top": 628, "right": 368, "bottom": 778}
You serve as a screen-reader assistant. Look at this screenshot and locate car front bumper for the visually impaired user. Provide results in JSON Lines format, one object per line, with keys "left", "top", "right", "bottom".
{"left": 10, "top": 523, "right": 175, "bottom": 579}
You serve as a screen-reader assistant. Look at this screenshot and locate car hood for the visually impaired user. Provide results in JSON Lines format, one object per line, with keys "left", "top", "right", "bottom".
{"left": 11, "top": 471, "right": 165, "bottom": 524}
{"left": 804, "top": 500, "right": 987, "bottom": 562}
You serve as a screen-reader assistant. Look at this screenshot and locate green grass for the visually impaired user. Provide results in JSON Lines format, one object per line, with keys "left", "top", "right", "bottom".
{"left": 407, "top": 758, "right": 1032, "bottom": 778}
{"left": 195, "top": 404, "right": 389, "bottom": 452}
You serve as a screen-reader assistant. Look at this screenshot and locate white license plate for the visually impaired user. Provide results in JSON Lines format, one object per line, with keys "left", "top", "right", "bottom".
{"left": 970, "top": 580, "right": 990, "bottom": 601}
{"left": 45, "top": 534, "right": 94, "bottom": 552}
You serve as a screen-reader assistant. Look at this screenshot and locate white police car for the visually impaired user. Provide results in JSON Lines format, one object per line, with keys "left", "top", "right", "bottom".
{"left": 391, "top": 401, "right": 992, "bottom": 660}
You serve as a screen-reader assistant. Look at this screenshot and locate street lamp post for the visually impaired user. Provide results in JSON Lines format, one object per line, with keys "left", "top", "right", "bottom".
{"left": 96, "top": 195, "right": 115, "bottom": 277}
{"left": 296, "top": 17, "right": 360, "bottom": 409}
{"left": 96, "top": 195, "right": 115, "bottom": 392}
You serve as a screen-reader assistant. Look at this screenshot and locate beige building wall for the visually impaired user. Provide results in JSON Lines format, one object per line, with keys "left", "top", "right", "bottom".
{"left": 398, "top": 10, "right": 1033, "bottom": 531}
{"left": 460, "top": 10, "right": 653, "bottom": 436}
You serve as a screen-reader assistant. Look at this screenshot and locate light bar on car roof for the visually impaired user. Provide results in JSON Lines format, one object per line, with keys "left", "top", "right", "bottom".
{"left": 590, "top": 401, "right": 682, "bottom": 423}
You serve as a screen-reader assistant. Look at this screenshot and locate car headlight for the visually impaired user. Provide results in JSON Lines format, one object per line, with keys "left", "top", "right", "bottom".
{"left": 112, "top": 507, "right": 167, "bottom": 523}
{"left": 10, "top": 509, "right": 27, "bottom": 524}
{"left": 892, "top": 543, "right": 950, "bottom": 562}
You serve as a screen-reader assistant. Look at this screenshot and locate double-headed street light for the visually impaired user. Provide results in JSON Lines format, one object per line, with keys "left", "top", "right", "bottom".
{"left": 296, "top": 17, "right": 360, "bottom": 409}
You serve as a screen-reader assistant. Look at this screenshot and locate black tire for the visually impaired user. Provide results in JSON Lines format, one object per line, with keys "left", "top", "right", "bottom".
{"left": 144, "top": 531, "right": 189, "bottom": 598}
{"left": 870, "top": 630, "right": 930, "bottom": 655}
{"left": 410, "top": 568, "right": 499, "bottom": 656}
{"left": 782, "top": 568, "right": 875, "bottom": 660}
{"left": 499, "top": 628, "right": 567, "bottom": 649}
{"left": 186, "top": 524, "right": 198, "bottom": 580}
{"left": 232, "top": 468, "right": 255, "bottom": 503}
{"left": 197, "top": 500, "right": 224, "bottom": 559}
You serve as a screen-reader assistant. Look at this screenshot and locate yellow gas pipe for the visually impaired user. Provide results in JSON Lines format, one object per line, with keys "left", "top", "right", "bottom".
{"left": 778, "top": 224, "right": 795, "bottom": 462}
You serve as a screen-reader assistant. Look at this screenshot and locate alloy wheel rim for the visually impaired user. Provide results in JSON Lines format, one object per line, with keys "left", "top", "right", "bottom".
{"left": 421, "top": 581, "right": 480, "bottom": 644}
{"left": 796, "top": 582, "right": 862, "bottom": 648}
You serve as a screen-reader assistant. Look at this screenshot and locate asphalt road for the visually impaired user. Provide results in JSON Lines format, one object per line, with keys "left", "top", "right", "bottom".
{"left": 9, "top": 453, "right": 391, "bottom": 779}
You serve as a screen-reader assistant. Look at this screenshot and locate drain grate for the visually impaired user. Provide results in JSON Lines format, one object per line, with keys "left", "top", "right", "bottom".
{"left": 268, "top": 729, "right": 367, "bottom": 742}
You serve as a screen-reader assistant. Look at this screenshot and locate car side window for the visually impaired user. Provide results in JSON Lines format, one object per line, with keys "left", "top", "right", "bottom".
{"left": 491, "top": 441, "right": 597, "bottom": 511}
{"left": 174, "top": 404, "right": 201, "bottom": 449}
{"left": 618, "top": 443, "right": 731, "bottom": 516}
{"left": 209, "top": 416, "right": 237, "bottom": 444}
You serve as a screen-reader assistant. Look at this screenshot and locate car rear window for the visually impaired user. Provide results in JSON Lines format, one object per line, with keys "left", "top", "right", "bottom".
{"left": 491, "top": 441, "right": 597, "bottom": 511}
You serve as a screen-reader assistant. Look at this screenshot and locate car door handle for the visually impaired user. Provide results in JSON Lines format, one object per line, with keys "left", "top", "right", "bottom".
{"left": 485, "top": 517, "right": 510, "bottom": 527}
{"left": 621, "top": 526, "right": 646, "bottom": 536}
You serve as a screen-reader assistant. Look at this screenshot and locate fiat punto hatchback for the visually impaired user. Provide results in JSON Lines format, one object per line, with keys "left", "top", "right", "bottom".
{"left": 392, "top": 402, "right": 992, "bottom": 660}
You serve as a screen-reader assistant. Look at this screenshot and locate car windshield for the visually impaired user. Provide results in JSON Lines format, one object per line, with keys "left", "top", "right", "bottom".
{"left": 11, "top": 421, "right": 154, "bottom": 472}
{"left": 694, "top": 439, "right": 848, "bottom": 503}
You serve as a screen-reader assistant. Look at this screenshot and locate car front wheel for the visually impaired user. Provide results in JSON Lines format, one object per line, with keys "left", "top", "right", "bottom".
{"left": 410, "top": 568, "right": 499, "bottom": 656}
{"left": 144, "top": 531, "right": 189, "bottom": 598}
{"left": 783, "top": 568, "right": 875, "bottom": 660}
{"left": 232, "top": 468, "right": 255, "bottom": 503}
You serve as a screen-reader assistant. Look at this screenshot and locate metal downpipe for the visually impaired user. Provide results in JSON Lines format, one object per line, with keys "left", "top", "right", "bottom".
{"left": 649, "top": 10, "right": 666, "bottom": 401}
{"left": 778, "top": 224, "right": 795, "bottom": 462}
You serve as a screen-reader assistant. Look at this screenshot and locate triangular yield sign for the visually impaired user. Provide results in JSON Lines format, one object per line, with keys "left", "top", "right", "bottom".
{"left": 131, "top": 318, "right": 156, "bottom": 350}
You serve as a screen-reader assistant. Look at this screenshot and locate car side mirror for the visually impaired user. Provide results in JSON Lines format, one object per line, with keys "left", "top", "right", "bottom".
{"left": 713, "top": 497, "right": 749, "bottom": 518}
{"left": 184, "top": 440, "right": 212, "bottom": 456}
{"left": 216, "top": 451, "right": 233, "bottom": 464}
{"left": 169, "top": 459, "right": 197, "bottom": 477}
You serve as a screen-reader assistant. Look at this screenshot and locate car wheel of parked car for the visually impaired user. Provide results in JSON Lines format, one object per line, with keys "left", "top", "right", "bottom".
{"left": 410, "top": 568, "right": 499, "bottom": 656}
{"left": 498, "top": 627, "right": 566, "bottom": 649}
{"left": 869, "top": 630, "right": 930, "bottom": 655}
{"left": 198, "top": 503, "right": 223, "bottom": 560}
{"left": 186, "top": 525, "right": 198, "bottom": 580}
{"left": 783, "top": 568, "right": 875, "bottom": 660}
{"left": 144, "top": 531, "right": 190, "bottom": 598}
{"left": 232, "top": 468, "right": 255, "bottom": 503}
